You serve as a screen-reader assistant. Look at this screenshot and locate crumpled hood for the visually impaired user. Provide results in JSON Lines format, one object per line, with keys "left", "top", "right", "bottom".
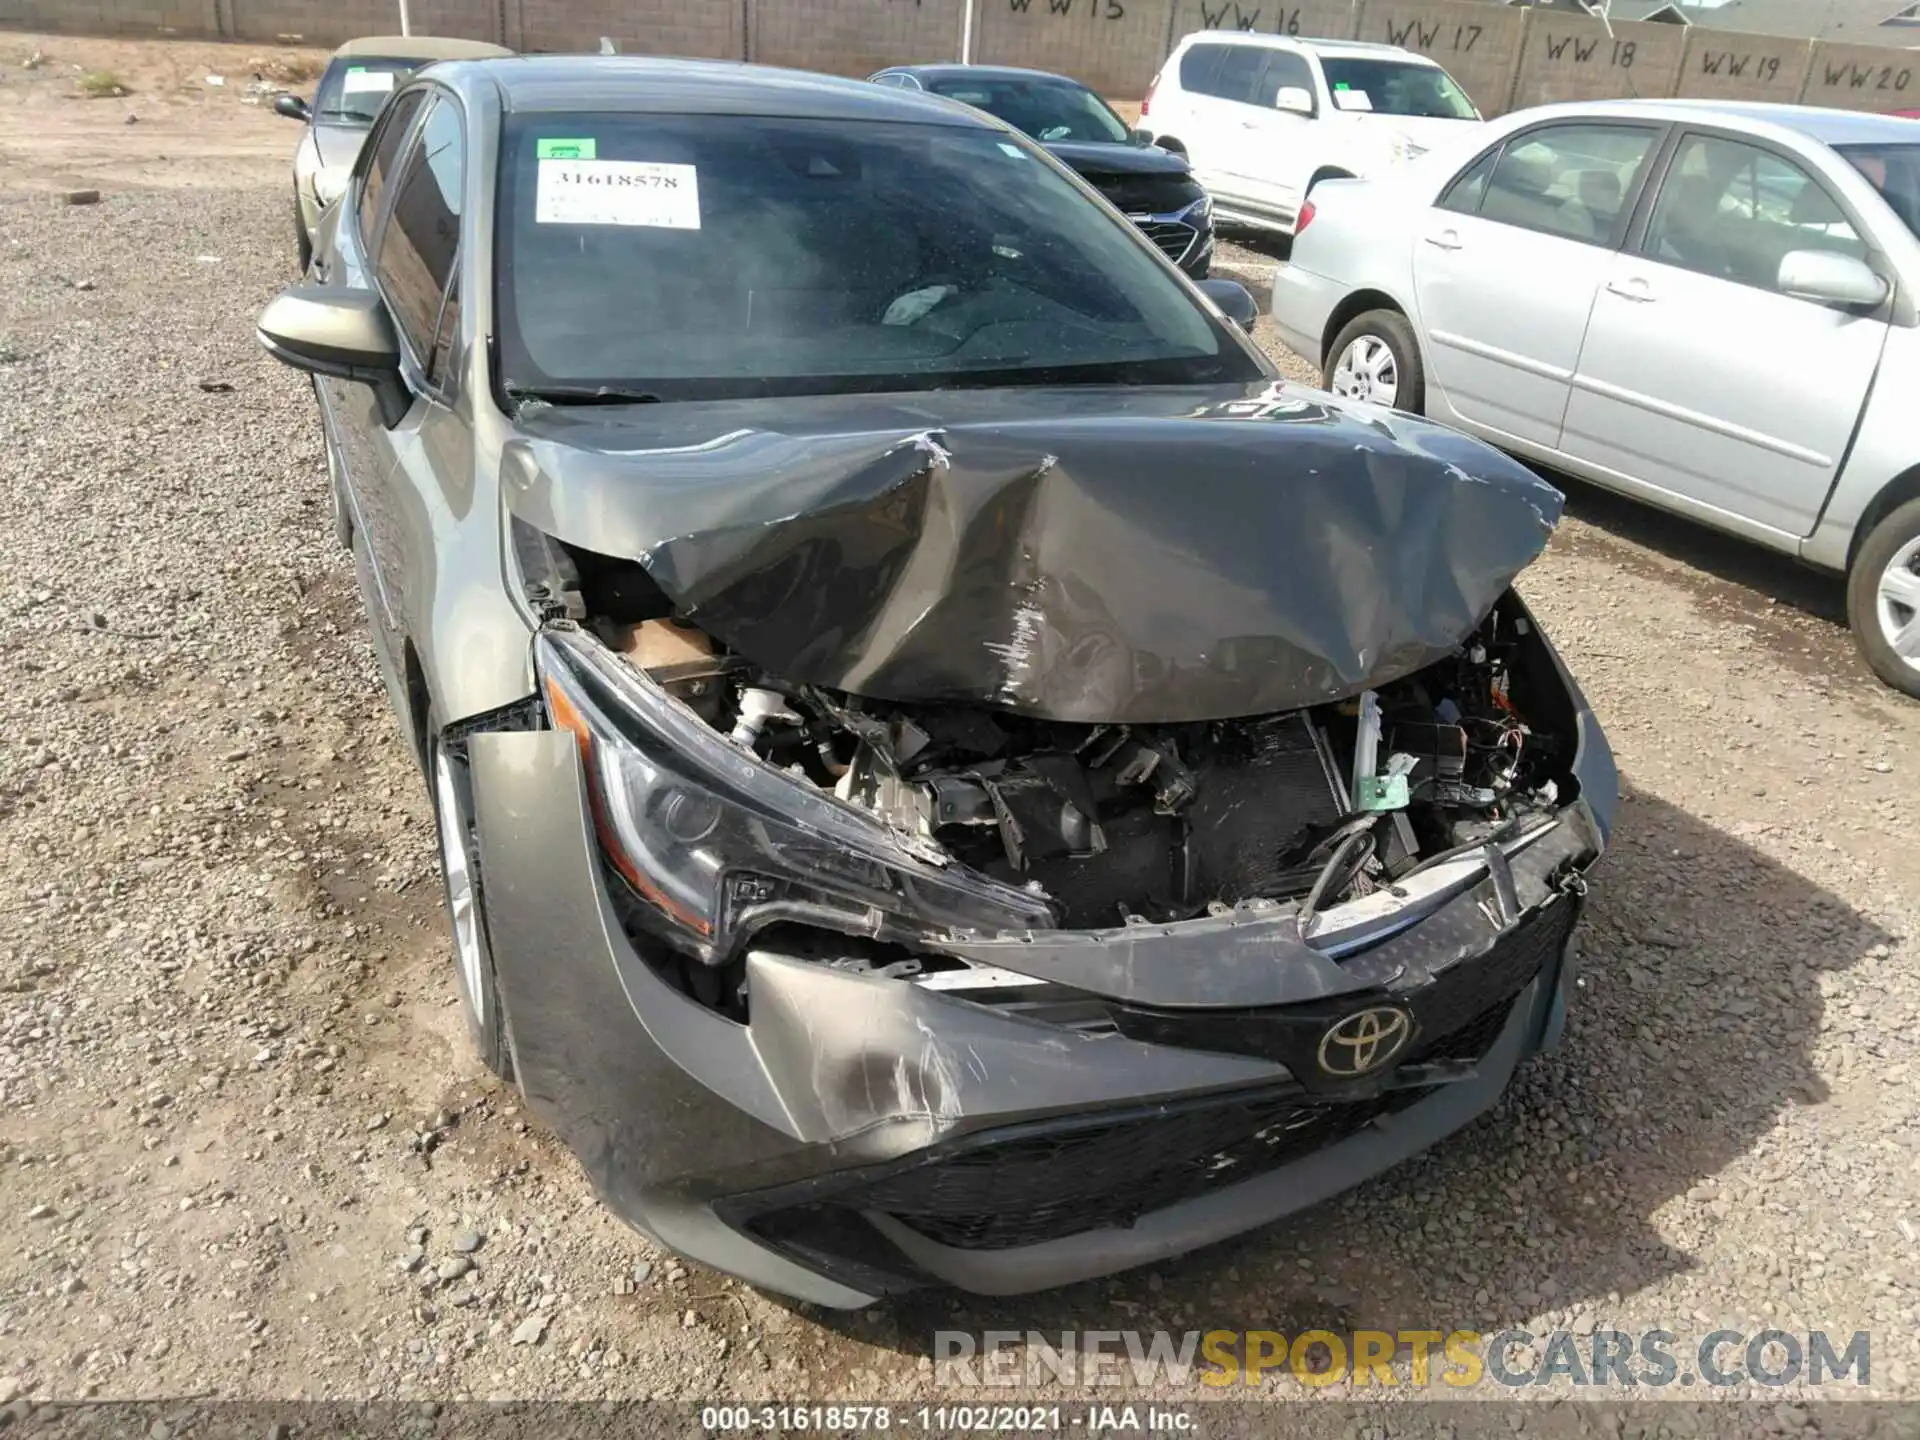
{"left": 503, "top": 380, "right": 1564, "bottom": 724}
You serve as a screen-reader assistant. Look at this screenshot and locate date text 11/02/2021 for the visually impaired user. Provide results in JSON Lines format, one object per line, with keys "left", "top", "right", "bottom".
{"left": 700, "top": 1407, "right": 1195, "bottom": 1432}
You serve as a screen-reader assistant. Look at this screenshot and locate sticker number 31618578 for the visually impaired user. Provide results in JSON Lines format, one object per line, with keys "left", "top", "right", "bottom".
{"left": 535, "top": 159, "right": 702, "bottom": 229}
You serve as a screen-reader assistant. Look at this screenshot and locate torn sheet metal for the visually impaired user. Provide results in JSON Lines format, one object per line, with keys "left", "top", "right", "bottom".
{"left": 503, "top": 380, "right": 1564, "bottom": 724}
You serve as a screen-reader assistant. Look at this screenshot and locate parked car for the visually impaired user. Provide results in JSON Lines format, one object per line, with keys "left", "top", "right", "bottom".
{"left": 1273, "top": 98, "right": 1920, "bottom": 699}
{"left": 1139, "top": 32, "right": 1482, "bottom": 236}
{"left": 254, "top": 54, "right": 1612, "bottom": 1306}
{"left": 869, "top": 63, "right": 1215, "bottom": 276}
{"left": 274, "top": 34, "right": 512, "bottom": 270}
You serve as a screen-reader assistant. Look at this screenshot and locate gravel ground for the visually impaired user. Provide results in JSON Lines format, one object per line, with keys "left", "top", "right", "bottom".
{"left": 3, "top": 122, "right": 1920, "bottom": 1425}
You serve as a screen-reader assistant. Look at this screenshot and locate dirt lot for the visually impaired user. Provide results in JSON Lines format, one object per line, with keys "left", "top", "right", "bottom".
{"left": 3, "top": 29, "right": 1920, "bottom": 1427}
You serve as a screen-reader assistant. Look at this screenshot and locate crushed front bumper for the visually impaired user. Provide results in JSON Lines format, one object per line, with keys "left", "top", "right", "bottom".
{"left": 469, "top": 731, "right": 1597, "bottom": 1308}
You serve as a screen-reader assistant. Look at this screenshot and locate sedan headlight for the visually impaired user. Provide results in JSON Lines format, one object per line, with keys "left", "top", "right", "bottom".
{"left": 312, "top": 167, "right": 348, "bottom": 208}
{"left": 1184, "top": 192, "right": 1213, "bottom": 223}
{"left": 535, "top": 626, "right": 1051, "bottom": 965}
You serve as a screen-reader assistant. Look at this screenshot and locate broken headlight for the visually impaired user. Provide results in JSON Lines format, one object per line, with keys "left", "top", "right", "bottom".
{"left": 534, "top": 626, "right": 1052, "bottom": 966}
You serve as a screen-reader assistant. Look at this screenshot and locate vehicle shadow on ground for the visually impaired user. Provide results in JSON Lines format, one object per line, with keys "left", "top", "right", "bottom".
{"left": 793, "top": 780, "right": 1886, "bottom": 1360}
{"left": 1219, "top": 226, "right": 1293, "bottom": 266}
{"left": 1545, "top": 468, "right": 1851, "bottom": 634}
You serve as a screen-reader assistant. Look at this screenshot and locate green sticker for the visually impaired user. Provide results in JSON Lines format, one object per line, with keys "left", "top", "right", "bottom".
{"left": 1334, "top": 81, "right": 1349, "bottom": 90}
{"left": 537, "top": 138, "right": 597, "bottom": 160}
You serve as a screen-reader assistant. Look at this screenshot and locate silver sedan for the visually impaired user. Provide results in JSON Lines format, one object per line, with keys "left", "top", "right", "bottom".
{"left": 1274, "top": 99, "right": 1920, "bottom": 699}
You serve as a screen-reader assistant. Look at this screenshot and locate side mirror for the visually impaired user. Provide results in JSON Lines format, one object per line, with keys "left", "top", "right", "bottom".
{"left": 1274, "top": 86, "right": 1315, "bottom": 117}
{"left": 274, "top": 93, "right": 311, "bottom": 122}
{"left": 1196, "top": 277, "right": 1258, "bottom": 333}
{"left": 1777, "top": 249, "right": 1889, "bottom": 309}
{"left": 256, "top": 285, "right": 411, "bottom": 427}
{"left": 1131, "top": 126, "right": 1155, "bottom": 146}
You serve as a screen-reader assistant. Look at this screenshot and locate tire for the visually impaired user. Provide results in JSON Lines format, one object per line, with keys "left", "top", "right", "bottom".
{"left": 1324, "top": 309, "right": 1425, "bottom": 414}
{"left": 429, "top": 734, "right": 516, "bottom": 1080}
{"left": 1846, "top": 496, "right": 1920, "bottom": 700}
{"left": 294, "top": 192, "right": 313, "bottom": 273}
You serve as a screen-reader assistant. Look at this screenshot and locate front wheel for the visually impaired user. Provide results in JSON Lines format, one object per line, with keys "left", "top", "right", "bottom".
{"left": 1847, "top": 496, "right": 1920, "bottom": 699}
{"left": 1324, "top": 309, "right": 1424, "bottom": 414}
{"left": 430, "top": 737, "right": 516, "bottom": 1079}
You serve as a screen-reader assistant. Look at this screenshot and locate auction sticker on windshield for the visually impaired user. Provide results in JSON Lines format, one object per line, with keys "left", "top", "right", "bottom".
{"left": 343, "top": 67, "right": 396, "bottom": 94}
{"left": 535, "top": 158, "right": 702, "bottom": 229}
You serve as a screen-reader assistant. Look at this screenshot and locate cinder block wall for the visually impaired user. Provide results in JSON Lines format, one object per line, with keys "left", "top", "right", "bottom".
{"left": 0, "top": 0, "right": 219, "bottom": 37}
{"left": 224, "top": 0, "right": 495, "bottom": 44}
{"left": 10, "top": 0, "right": 1920, "bottom": 116}
{"left": 750, "top": 0, "right": 966, "bottom": 76}
{"left": 512, "top": 0, "right": 742, "bottom": 58}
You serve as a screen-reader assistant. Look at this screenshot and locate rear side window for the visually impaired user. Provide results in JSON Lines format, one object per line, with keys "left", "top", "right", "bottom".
{"left": 1477, "top": 123, "right": 1659, "bottom": 245}
{"left": 358, "top": 88, "right": 427, "bottom": 251}
{"left": 1439, "top": 149, "right": 1497, "bottom": 214}
{"left": 1177, "top": 43, "right": 1227, "bottom": 96}
{"left": 375, "top": 95, "right": 464, "bottom": 385}
{"left": 1252, "top": 49, "right": 1315, "bottom": 110}
{"left": 1210, "top": 45, "right": 1268, "bottom": 104}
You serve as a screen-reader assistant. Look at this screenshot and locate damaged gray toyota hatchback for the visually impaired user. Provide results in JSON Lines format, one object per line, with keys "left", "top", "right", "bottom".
{"left": 257, "top": 56, "right": 1616, "bottom": 1307}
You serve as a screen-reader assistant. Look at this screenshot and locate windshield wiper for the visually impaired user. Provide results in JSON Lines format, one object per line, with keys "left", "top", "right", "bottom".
{"left": 506, "top": 384, "right": 666, "bottom": 409}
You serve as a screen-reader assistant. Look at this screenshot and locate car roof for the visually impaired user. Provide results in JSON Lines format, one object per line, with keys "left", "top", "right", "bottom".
{"left": 434, "top": 54, "right": 1005, "bottom": 124}
{"left": 878, "top": 64, "right": 1093, "bottom": 87}
{"left": 329, "top": 35, "right": 513, "bottom": 61}
{"left": 1177, "top": 31, "right": 1431, "bottom": 61}
{"left": 1505, "top": 97, "right": 1920, "bottom": 148}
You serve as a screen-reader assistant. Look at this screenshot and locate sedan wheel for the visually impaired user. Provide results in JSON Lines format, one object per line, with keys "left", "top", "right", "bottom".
{"left": 1874, "top": 537, "right": 1920, "bottom": 673}
{"left": 1331, "top": 335, "right": 1399, "bottom": 407}
{"left": 1847, "top": 496, "right": 1920, "bottom": 700}
{"left": 1324, "top": 309, "right": 1425, "bottom": 415}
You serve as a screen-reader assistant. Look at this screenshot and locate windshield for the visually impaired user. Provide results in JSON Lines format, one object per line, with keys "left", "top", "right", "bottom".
{"left": 1318, "top": 58, "right": 1478, "bottom": 120}
{"left": 313, "top": 57, "right": 421, "bottom": 126}
{"left": 494, "top": 114, "right": 1251, "bottom": 403}
{"left": 1836, "top": 142, "right": 1920, "bottom": 240}
{"left": 925, "top": 77, "right": 1132, "bottom": 145}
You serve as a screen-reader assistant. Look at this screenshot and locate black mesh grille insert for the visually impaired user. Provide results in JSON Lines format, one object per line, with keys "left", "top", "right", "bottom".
{"left": 825, "top": 1087, "right": 1424, "bottom": 1251}
{"left": 1415, "top": 899, "right": 1576, "bottom": 1045}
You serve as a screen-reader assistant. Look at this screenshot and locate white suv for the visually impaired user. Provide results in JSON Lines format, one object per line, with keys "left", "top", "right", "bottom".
{"left": 1141, "top": 33, "right": 1483, "bottom": 235}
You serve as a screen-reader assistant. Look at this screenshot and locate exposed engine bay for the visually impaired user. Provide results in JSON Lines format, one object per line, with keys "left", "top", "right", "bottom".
{"left": 640, "top": 612, "right": 1561, "bottom": 929}
{"left": 531, "top": 527, "right": 1576, "bottom": 943}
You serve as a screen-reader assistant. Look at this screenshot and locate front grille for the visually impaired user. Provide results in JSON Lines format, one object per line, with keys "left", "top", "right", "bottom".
{"left": 1107, "top": 898, "right": 1577, "bottom": 1075}
{"left": 1136, "top": 219, "right": 1198, "bottom": 265}
{"left": 824, "top": 1086, "right": 1426, "bottom": 1252}
{"left": 1416, "top": 899, "right": 1576, "bottom": 1045}
{"left": 1406, "top": 997, "right": 1513, "bottom": 1066}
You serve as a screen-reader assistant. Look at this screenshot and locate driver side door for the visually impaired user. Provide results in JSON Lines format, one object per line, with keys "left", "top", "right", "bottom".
{"left": 319, "top": 86, "right": 428, "bottom": 647}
